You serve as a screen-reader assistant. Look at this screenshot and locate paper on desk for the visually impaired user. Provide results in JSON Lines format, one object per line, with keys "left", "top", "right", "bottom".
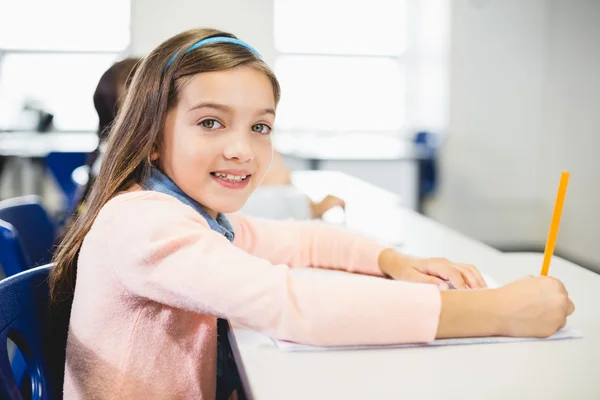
{"left": 273, "top": 328, "right": 583, "bottom": 352}
{"left": 482, "top": 273, "right": 499, "bottom": 288}
{"left": 273, "top": 274, "right": 583, "bottom": 352}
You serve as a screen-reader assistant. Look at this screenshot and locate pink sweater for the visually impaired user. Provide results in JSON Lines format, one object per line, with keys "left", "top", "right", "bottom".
{"left": 64, "top": 191, "right": 441, "bottom": 399}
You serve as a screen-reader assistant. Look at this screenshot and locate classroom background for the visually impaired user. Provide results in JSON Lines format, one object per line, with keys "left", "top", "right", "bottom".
{"left": 1, "top": 0, "right": 599, "bottom": 275}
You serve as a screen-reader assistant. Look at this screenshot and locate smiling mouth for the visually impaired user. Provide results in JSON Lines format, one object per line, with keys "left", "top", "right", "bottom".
{"left": 210, "top": 172, "right": 251, "bottom": 182}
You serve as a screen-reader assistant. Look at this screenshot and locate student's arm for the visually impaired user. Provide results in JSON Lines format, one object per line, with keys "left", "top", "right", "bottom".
{"left": 229, "top": 214, "right": 488, "bottom": 289}
{"left": 310, "top": 194, "right": 346, "bottom": 218}
{"left": 104, "top": 194, "right": 574, "bottom": 343}
{"left": 229, "top": 213, "right": 388, "bottom": 277}
{"left": 103, "top": 193, "right": 441, "bottom": 346}
{"left": 436, "top": 276, "right": 574, "bottom": 338}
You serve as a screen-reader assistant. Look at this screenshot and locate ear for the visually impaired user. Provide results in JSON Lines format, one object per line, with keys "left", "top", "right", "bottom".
{"left": 149, "top": 143, "right": 160, "bottom": 161}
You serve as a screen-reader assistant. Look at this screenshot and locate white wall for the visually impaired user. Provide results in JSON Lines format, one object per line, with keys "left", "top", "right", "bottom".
{"left": 540, "top": 0, "right": 600, "bottom": 268}
{"left": 430, "top": 0, "right": 600, "bottom": 270}
{"left": 430, "top": 0, "right": 547, "bottom": 247}
{"left": 130, "top": 0, "right": 276, "bottom": 67}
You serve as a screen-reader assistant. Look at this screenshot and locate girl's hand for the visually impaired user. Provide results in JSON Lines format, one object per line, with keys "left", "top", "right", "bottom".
{"left": 378, "top": 249, "right": 487, "bottom": 289}
{"left": 436, "top": 275, "right": 574, "bottom": 339}
{"left": 495, "top": 275, "right": 575, "bottom": 337}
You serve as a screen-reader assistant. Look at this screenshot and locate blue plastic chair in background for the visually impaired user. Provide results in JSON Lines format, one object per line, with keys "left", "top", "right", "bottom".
{"left": 0, "top": 221, "right": 38, "bottom": 395}
{"left": 0, "top": 264, "right": 61, "bottom": 399}
{"left": 0, "top": 221, "right": 34, "bottom": 394}
{"left": 414, "top": 131, "right": 439, "bottom": 213}
{"left": 0, "top": 196, "right": 56, "bottom": 269}
{"left": 0, "top": 220, "right": 31, "bottom": 278}
{"left": 45, "top": 152, "right": 88, "bottom": 212}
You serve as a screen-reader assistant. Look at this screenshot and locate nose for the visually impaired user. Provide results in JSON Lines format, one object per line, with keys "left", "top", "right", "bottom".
{"left": 223, "top": 131, "right": 254, "bottom": 163}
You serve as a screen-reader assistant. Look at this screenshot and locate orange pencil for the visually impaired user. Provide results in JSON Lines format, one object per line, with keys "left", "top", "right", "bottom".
{"left": 540, "top": 171, "right": 570, "bottom": 276}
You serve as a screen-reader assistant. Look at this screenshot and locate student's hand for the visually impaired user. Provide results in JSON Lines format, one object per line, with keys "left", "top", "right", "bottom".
{"left": 495, "top": 275, "right": 575, "bottom": 337}
{"left": 436, "top": 276, "right": 574, "bottom": 339}
{"left": 311, "top": 195, "right": 345, "bottom": 218}
{"left": 377, "top": 249, "right": 487, "bottom": 289}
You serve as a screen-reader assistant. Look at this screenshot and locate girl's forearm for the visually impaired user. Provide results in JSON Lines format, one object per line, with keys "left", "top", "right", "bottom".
{"left": 436, "top": 289, "right": 505, "bottom": 338}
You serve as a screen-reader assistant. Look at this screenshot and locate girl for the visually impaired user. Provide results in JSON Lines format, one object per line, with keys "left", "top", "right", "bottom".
{"left": 51, "top": 29, "right": 574, "bottom": 399}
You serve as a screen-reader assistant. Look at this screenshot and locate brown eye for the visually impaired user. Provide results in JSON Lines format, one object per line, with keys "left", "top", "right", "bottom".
{"left": 252, "top": 124, "right": 271, "bottom": 135}
{"left": 199, "top": 119, "right": 222, "bottom": 130}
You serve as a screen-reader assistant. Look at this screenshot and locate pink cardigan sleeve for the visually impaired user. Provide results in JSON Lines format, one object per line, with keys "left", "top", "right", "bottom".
{"left": 228, "top": 213, "right": 387, "bottom": 277}
{"left": 103, "top": 192, "right": 442, "bottom": 346}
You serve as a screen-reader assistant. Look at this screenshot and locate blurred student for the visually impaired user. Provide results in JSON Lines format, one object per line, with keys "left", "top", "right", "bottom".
{"left": 72, "top": 58, "right": 142, "bottom": 210}
{"left": 241, "top": 151, "right": 345, "bottom": 219}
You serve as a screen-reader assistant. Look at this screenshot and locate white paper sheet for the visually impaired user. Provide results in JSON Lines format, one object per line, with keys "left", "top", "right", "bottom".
{"left": 273, "top": 328, "right": 583, "bottom": 352}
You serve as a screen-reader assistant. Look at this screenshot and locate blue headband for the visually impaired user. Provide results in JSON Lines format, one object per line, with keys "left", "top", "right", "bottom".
{"left": 165, "top": 36, "right": 261, "bottom": 69}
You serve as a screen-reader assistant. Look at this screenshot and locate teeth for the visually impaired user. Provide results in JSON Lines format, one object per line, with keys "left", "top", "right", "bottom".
{"left": 214, "top": 172, "right": 247, "bottom": 182}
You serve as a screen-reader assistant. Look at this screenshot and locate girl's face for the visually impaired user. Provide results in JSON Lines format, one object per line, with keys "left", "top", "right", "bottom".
{"left": 159, "top": 66, "right": 276, "bottom": 218}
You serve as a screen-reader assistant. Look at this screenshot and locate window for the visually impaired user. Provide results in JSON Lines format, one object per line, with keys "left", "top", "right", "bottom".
{"left": 0, "top": 0, "right": 130, "bottom": 131}
{"left": 276, "top": 56, "right": 405, "bottom": 132}
{"left": 274, "top": 0, "right": 450, "bottom": 136}
{"left": 274, "top": 0, "right": 407, "bottom": 56}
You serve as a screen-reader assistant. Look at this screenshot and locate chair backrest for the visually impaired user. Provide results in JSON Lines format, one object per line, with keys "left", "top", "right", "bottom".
{"left": 0, "top": 196, "right": 56, "bottom": 268}
{"left": 413, "top": 131, "right": 439, "bottom": 197}
{"left": 0, "top": 220, "right": 31, "bottom": 278}
{"left": 45, "top": 152, "right": 89, "bottom": 210}
{"left": 0, "top": 264, "right": 61, "bottom": 399}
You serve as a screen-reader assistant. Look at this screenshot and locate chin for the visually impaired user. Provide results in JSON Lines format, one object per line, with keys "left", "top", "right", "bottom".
{"left": 218, "top": 206, "right": 243, "bottom": 215}
{"left": 209, "top": 200, "right": 247, "bottom": 215}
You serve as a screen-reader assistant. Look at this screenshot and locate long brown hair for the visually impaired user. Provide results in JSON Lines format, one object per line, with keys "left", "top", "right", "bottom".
{"left": 50, "top": 27, "right": 280, "bottom": 337}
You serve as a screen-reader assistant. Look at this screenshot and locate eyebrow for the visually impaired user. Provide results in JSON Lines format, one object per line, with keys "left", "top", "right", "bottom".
{"left": 188, "top": 102, "right": 276, "bottom": 117}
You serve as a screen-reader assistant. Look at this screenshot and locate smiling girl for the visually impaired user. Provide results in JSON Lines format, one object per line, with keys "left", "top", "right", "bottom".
{"left": 50, "top": 29, "right": 574, "bottom": 399}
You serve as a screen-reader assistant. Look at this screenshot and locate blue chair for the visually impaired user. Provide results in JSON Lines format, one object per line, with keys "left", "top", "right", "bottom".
{"left": 0, "top": 264, "right": 62, "bottom": 399}
{"left": 0, "top": 220, "right": 36, "bottom": 392}
{"left": 0, "top": 220, "right": 31, "bottom": 278}
{"left": 414, "top": 131, "right": 439, "bottom": 213}
{"left": 0, "top": 196, "right": 56, "bottom": 268}
{"left": 45, "top": 152, "right": 89, "bottom": 212}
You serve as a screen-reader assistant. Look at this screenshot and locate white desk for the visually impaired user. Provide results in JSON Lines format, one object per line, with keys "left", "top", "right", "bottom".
{"left": 0, "top": 131, "right": 98, "bottom": 197}
{"left": 290, "top": 170, "right": 402, "bottom": 206}
{"left": 0, "top": 131, "right": 98, "bottom": 157}
{"left": 230, "top": 172, "right": 600, "bottom": 400}
{"left": 275, "top": 133, "right": 431, "bottom": 210}
{"left": 292, "top": 170, "right": 502, "bottom": 266}
{"left": 275, "top": 132, "right": 429, "bottom": 165}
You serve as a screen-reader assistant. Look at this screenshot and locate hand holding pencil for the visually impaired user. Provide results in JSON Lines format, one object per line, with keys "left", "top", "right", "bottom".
{"left": 491, "top": 171, "right": 574, "bottom": 337}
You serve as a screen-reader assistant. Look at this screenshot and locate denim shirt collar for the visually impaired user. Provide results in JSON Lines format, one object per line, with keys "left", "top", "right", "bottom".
{"left": 141, "top": 167, "right": 235, "bottom": 242}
